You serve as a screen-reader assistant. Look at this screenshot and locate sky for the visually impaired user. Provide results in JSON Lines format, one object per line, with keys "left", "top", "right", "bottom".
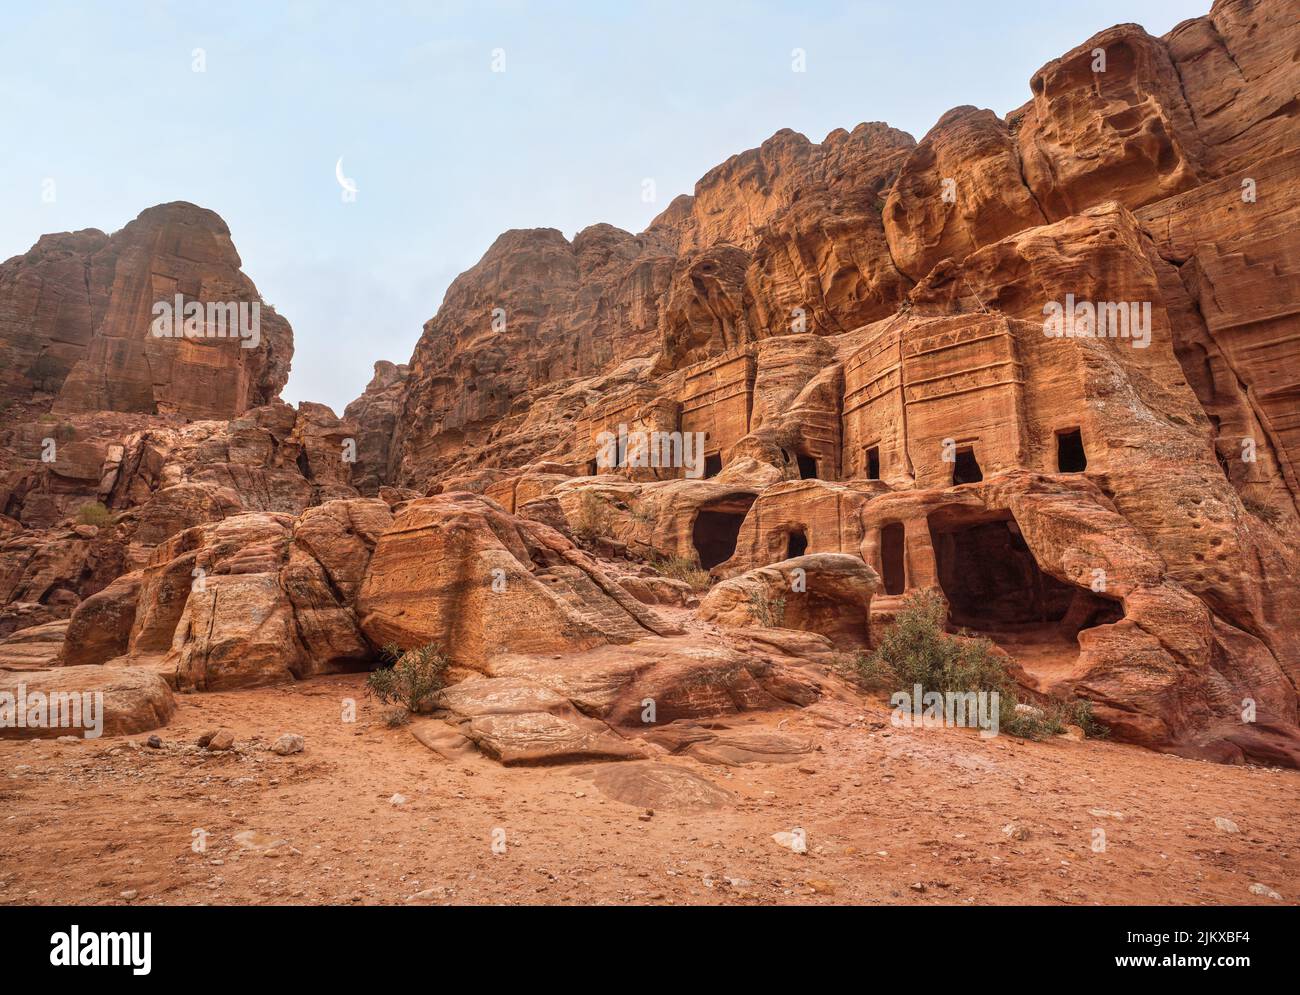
{"left": 1, "top": 0, "right": 1211, "bottom": 414}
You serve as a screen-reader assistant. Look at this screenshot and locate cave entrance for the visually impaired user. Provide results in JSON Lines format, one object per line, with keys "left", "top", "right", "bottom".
{"left": 927, "top": 507, "right": 1123, "bottom": 686}
{"left": 952, "top": 446, "right": 982, "bottom": 485}
{"left": 796, "top": 453, "right": 818, "bottom": 479}
{"left": 865, "top": 445, "right": 881, "bottom": 480}
{"left": 703, "top": 453, "right": 723, "bottom": 479}
{"left": 786, "top": 527, "right": 808, "bottom": 559}
{"left": 1056, "top": 428, "right": 1087, "bottom": 473}
{"left": 692, "top": 492, "right": 756, "bottom": 569}
{"left": 880, "top": 522, "right": 906, "bottom": 595}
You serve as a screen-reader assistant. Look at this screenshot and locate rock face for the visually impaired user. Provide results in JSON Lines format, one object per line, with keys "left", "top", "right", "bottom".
{"left": 356, "top": 492, "right": 679, "bottom": 668}
{"left": 2, "top": 0, "right": 1299, "bottom": 767}
{"left": 342, "top": 361, "right": 409, "bottom": 496}
{"left": 0, "top": 665, "right": 175, "bottom": 739}
{"left": 0, "top": 202, "right": 291, "bottom": 421}
{"left": 59, "top": 499, "right": 390, "bottom": 690}
{"left": 698, "top": 554, "right": 880, "bottom": 646}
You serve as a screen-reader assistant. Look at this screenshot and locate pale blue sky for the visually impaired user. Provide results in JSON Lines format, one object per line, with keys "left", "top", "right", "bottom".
{"left": 1, "top": 0, "right": 1210, "bottom": 413}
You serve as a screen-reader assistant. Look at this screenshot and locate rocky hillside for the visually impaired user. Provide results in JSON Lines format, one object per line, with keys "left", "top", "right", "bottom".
{"left": 1, "top": 0, "right": 1297, "bottom": 771}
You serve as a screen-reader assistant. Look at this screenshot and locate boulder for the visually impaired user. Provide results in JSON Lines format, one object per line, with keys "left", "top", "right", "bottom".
{"left": 0, "top": 665, "right": 174, "bottom": 739}
{"left": 698, "top": 553, "right": 880, "bottom": 646}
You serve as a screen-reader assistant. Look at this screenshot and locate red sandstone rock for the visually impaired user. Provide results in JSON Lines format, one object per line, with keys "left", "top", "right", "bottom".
{"left": 0, "top": 203, "right": 291, "bottom": 421}
{"left": 3, "top": 0, "right": 1299, "bottom": 771}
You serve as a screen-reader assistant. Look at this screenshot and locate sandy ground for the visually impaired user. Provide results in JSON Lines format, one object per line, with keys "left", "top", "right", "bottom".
{"left": 1, "top": 672, "right": 1296, "bottom": 906}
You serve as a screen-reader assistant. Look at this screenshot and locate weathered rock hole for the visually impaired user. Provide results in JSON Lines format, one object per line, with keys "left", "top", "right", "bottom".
{"left": 692, "top": 493, "right": 756, "bottom": 569}
{"left": 1055, "top": 427, "right": 1087, "bottom": 472}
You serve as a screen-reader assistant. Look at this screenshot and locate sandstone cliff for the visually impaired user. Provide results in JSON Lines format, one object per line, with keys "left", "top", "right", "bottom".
{"left": 1, "top": 0, "right": 1297, "bottom": 769}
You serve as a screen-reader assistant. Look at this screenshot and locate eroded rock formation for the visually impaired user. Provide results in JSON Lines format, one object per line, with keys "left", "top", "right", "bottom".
{"left": 1, "top": 0, "right": 1297, "bottom": 768}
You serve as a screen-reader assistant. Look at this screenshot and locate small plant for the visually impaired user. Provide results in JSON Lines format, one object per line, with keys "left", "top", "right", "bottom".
{"left": 75, "top": 502, "right": 112, "bottom": 528}
{"left": 1002, "top": 703, "right": 1065, "bottom": 740}
{"left": 651, "top": 554, "right": 711, "bottom": 591}
{"left": 862, "top": 590, "right": 1108, "bottom": 741}
{"left": 571, "top": 490, "right": 615, "bottom": 540}
{"left": 1060, "top": 698, "right": 1109, "bottom": 739}
{"left": 838, "top": 648, "right": 894, "bottom": 690}
{"left": 382, "top": 706, "right": 411, "bottom": 728}
{"left": 365, "top": 643, "right": 450, "bottom": 715}
{"left": 746, "top": 587, "right": 786, "bottom": 628}
{"left": 1243, "top": 497, "right": 1282, "bottom": 526}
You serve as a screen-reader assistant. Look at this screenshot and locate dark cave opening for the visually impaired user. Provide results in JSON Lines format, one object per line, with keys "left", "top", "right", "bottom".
{"left": 796, "top": 453, "right": 818, "bottom": 479}
{"left": 928, "top": 511, "right": 1121, "bottom": 635}
{"left": 952, "top": 446, "right": 983, "bottom": 485}
{"left": 1056, "top": 428, "right": 1087, "bottom": 473}
{"left": 881, "top": 522, "right": 906, "bottom": 595}
{"left": 692, "top": 493, "right": 756, "bottom": 569}
{"left": 786, "top": 527, "right": 808, "bottom": 560}
{"left": 866, "top": 445, "right": 881, "bottom": 480}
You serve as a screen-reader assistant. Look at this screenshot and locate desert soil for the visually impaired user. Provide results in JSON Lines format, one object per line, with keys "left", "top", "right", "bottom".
{"left": 1, "top": 673, "right": 1296, "bottom": 906}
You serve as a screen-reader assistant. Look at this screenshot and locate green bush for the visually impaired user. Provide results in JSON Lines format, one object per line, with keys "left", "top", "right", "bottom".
{"left": 365, "top": 643, "right": 450, "bottom": 714}
{"left": 857, "top": 590, "right": 1107, "bottom": 741}
{"left": 75, "top": 502, "right": 112, "bottom": 528}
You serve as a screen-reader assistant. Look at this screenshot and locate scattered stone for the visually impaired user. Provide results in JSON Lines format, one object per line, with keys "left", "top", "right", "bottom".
{"left": 1248, "top": 883, "right": 1282, "bottom": 901}
{"left": 233, "top": 830, "right": 288, "bottom": 853}
{"left": 272, "top": 734, "right": 305, "bottom": 756}
{"left": 207, "top": 729, "right": 236, "bottom": 752}
{"left": 405, "top": 888, "right": 443, "bottom": 905}
{"left": 1213, "top": 817, "right": 1240, "bottom": 834}
{"left": 772, "top": 830, "right": 808, "bottom": 853}
{"left": 1002, "top": 823, "right": 1030, "bottom": 841}
{"left": 390, "top": 793, "right": 407, "bottom": 806}
{"left": 119, "top": 889, "right": 137, "bottom": 901}
{"left": 146, "top": 735, "right": 162, "bottom": 749}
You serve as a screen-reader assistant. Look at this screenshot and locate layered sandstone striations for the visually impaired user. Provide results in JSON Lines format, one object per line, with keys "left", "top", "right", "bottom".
{"left": 2, "top": 0, "right": 1298, "bottom": 768}
{"left": 0, "top": 202, "right": 291, "bottom": 421}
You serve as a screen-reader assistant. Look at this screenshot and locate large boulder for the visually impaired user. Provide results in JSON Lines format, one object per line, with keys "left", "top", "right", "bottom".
{"left": 0, "top": 665, "right": 174, "bottom": 739}
{"left": 356, "top": 492, "right": 678, "bottom": 669}
{"left": 698, "top": 553, "right": 880, "bottom": 647}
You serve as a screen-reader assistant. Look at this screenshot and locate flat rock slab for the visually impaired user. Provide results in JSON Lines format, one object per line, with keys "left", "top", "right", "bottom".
{"left": 409, "top": 718, "right": 478, "bottom": 761}
{"left": 434, "top": 675, "right": 645, "bottom": 766}
{"left": 686, "top": 729, "right": 814, "bottom": 766}
{"left": 643, "top": 722, "right": 816, "bottom": 766}
{"left": 0, "top": 619, "right": 70, "bottom": 670}
{"left": 585, "top": 762, "right": 736, "bottom": 811}
{"left": 0, "top": 665, "right": 175, "bottom": 739}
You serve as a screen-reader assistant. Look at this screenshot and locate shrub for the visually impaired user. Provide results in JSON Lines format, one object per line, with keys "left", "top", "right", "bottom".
{"left": 381, "top": 706, "right": 412, "bottom": 728}
{"left": 1243, "top": 497, "right": 1283, "bottom": 526}
{"left": 75, "top": 502, "right": 112, "bottom": 528}
{"left": 651, "top": 554, "right": 711, "bottom": 591}
{"left": 365, "top": 643, "right": 450, "bottom": 714}
{"left": 837, "top": 649, "right": 893, "bottom": 690}
{"left": 861, "top": 590, "right": 1107, "bottom": 741}
{"left": 746, "top": 587, "right": 786, "bottom": 628}
{"left": 571, "top": 490, "right": 615, "bottom": 540}
{"left": 867, "top": 589, "right": 1007, "bottom": 694}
